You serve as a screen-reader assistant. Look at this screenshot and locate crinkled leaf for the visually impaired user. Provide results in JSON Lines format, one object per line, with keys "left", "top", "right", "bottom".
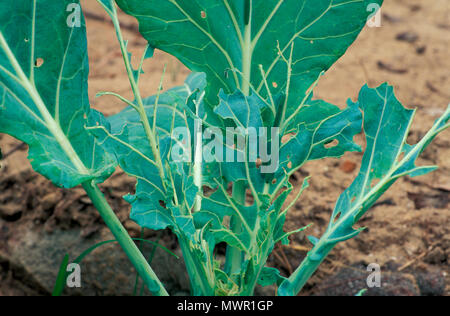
{"left": 92, "top": 74, "right": 222, "bottom": 245}
{"left": 258, "top": 267, "right": 287, "bottom": 287}
{"left": 275, "top": 99, "right": 362, "bottom": 184}
{"left": 209, "top": 89, "right": 362, "bottom": 192}
{"left": 91, "top": 83, "right": 192, "bottom": 232}
{"left": 215, "top": 90, "right": 270, "bottom": 129}
{"left": 284, "top": 98, "right": 341, "bottom": 134}
{"left": 214, "top": 93, "right": 362, "bottom": 191}
{"left": 195, "top": 186, "right": 259, "bottom": 254}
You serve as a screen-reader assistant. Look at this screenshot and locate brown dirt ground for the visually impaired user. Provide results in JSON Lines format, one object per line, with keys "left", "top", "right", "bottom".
{"left": 0, "top": 0, "right": 449, "bottom": 295}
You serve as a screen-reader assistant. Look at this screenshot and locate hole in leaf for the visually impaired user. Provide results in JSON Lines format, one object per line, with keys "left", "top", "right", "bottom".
{"left": 397, "top": 151, "right": 405, "bottom": 162}
{"left": 333, "top": 212, "right": 341, "bottom": 223}
{"left": 35, "top": 58, "right": 44, "bottom": 68}
{"left": 159, "top": 200, "right": 167, "bottom": 209}
{"left": 351, "top": 196, "right": 356, "bottom": 203}
{"left": 287, "top": 161, "right": 293, "bottom": 169}
{"left": 272, "top": 179, "right": 277, "bottom": 185}
{"left": 245, "top": 188, "right": 255, "bottom": 206}
{"left": 222, "top": 216, "right": 230, "bottom": 229}
{"left": 201, "top": 11, "right": 207, "bottom": 18}
{"left": 215, "top": 242, "right": 227, "bottom": 255}
{"left": 256, "top": 158, "right": 262, "bottom": 169}
{"left": 289, "top": 172, "right": 298, "bottom": 182}
{"left": 324, "top": 139, "right": 339, "bottom": 149}
{"left": 202, "top": 185, "right": 217, "bottom": 198}
{"left": 226, "top": 182, "right": 234, "bottom": 197}
{"left": 371, "top": 179, "right": 379, "bottom": 188}
{"left": 281, "top": 132, "right": 295, "bottom": 144}
{"left": 272, "top": 82, "right": 278, "bottom": 88}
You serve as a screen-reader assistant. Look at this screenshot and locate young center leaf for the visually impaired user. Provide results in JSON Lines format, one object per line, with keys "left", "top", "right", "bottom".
{"left": 92, "top": 73, "right": 221, "bottom": 295}
{"left": 211, "top": 89, "right": 363, "bottom": 195}
{"left": 92, "top": 84, "right": 191, "bottom": 231}
{"left": 115, "top": 0, "right": 383, "bottom": 114}
{"left": 0, "top": 0, "right": 115, "bottom": 188}
{"left": 90, "top": 75, "right": 215, "bottom": 241}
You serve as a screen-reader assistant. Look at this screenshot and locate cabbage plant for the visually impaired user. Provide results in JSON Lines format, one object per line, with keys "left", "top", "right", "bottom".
{"left": 0, "top": 0, "right": 448, "bottom": 296}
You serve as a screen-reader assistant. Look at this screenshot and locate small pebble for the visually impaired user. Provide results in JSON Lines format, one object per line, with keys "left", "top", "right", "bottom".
{"left": 396, "top": 31, "right": 419, "bottom": 43}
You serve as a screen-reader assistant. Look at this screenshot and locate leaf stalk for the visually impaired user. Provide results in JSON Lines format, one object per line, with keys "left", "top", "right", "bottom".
{"left": 82, "top": 181, "right": 169, "bottom": 296}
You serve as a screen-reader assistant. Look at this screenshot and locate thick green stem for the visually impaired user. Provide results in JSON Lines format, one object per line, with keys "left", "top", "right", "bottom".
{"left": 224, "top": 181, "right": 246, "bottom": 277}
{"left": 82, "top": 181, "right": 168, "bottom": 296}
{"left": 224, "top": 2, "right": 252, "bottom": 288}
{"left": 178, "top": 237, "right": 215, "bottom": 296}
{"left": 278, "top": 241, "right": 334, "bottom": 296}
{"left": 241, "top": 243, "right": 273, "bottom": 296}
{"left": 238, "top": 0, "right": 252, "bottom": 95}
{"left": 224, "top": 17, "right": 252, "bottom": 280}
{"left": 193, "top": 107, "right": 203, "bottom": 213}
